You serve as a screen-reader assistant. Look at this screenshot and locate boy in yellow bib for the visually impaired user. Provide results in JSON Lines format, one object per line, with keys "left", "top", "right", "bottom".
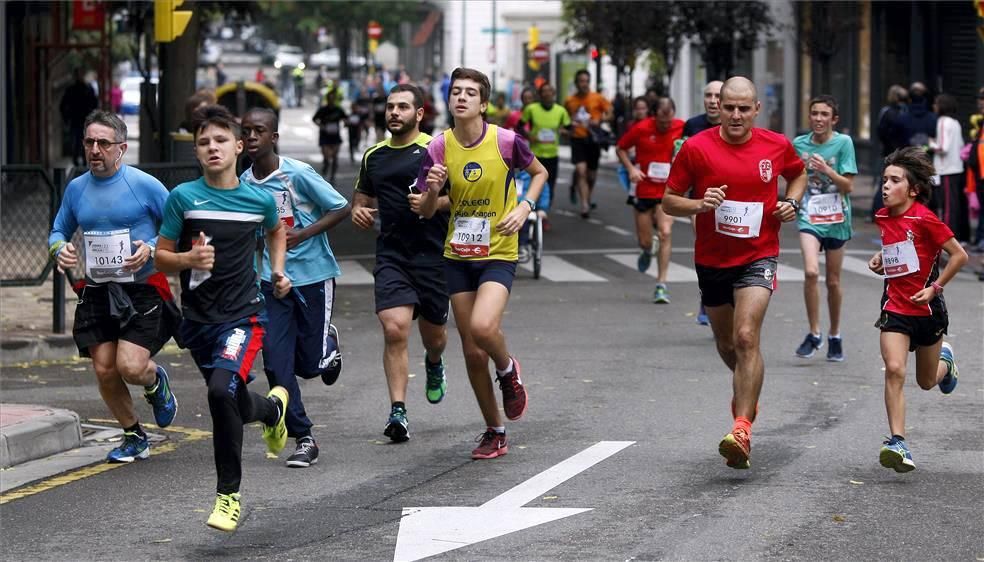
{"left": 416, "top": 67, "right": 547, "bottom": 459}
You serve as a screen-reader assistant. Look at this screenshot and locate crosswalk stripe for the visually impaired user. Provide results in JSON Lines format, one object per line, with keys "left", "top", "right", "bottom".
{"left": 604, "top": 253, "right": 698, "bottom": 282}
{"left": 604, "top": 225, "right": 632, "bottom": 236}
{"left": 828, "top": 255, "right": 883, "bottom": 280}
{"left": 777, "top": 262, "right": 805, "bottom": 282}
{"left": 518, "top": 255, "right": 607, "bottom": 282}
{"left": 336, "top": 260, "right": 374, "bottom": 285}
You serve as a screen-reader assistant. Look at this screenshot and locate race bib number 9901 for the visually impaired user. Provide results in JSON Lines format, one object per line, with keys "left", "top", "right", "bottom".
{"left": 450, "top": 217, "right": 491, "bottom": 257}
{"left": 715, "top": 200, "right": 763, "bottom": 238}
{"left": 84, "top": 229, "right": 134, "bottom": 283}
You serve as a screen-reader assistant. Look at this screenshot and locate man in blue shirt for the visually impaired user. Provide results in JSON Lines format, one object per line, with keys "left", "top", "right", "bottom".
{"left": 48, "top": 110, "right": 178, "bottom": 464}
{"left": 240, "top": 107, "right": 351, "bottom": 468}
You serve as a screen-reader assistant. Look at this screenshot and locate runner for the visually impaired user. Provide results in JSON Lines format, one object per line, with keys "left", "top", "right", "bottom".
{"left": 564, "top": 69, "right": 612, "bottom": 218}
{"left": 312, "top": 90, "right": 347, "bottom": 183}
{"left": 520, "top": 83, "right": 570, "bottom": 211}
{"left": 868, "top": 147, "right": 967, "bottom": 473}
{"left": 240, "top": 107, "right": 350, "bottom": 468}
{"left": 664, "top": 77, "right": 807, "bottom": 470}
{"left": 416, "top": 67, "right": 547, "bottom": 459}
{"left": 155, "top": 104, "right": 291, "bottom": 532}
{"left": 616, "top": 97, "right": 685, "bottom": 303}
{"left": 616, "top": 96, "right": 653, "bottom": 206}
{"left": 48, "top": 110, "right": 178, "bottom": 463}
{"left": 351, "top": 84, "right": 451, "bottom": 443}
{"left": 683, "top": 80, "right": 723, "bottom": 326}
{"left": 791, "top": 95, "right": 857, "bottom": 361}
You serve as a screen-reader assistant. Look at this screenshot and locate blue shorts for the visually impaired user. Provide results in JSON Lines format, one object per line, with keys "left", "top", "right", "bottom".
{"left": 444, "top": 259, "right": 517, "bottom": 295}
{"left": 261, "top": 279, "right": 338, "bottom": 380}
{"left": 180, "top": 312, "right": 266, "bottom": 383}
{"left": 374, "top": 254, "right": 449, "bottom": 325}
{"left": 800, "top": 229, "right": 848, "bottom": 251}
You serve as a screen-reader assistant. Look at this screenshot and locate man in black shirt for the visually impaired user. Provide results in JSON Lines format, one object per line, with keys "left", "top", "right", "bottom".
{"left": 682, "top": 80, "right": 723, "bottom": 138}
{"left": 351, "top": 84, "right": 451, "bottom": 443}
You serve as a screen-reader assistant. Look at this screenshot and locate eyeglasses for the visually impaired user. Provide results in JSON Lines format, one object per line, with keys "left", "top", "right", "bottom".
{"left": 83, "top": 138, "right": 124, "bottom": 150}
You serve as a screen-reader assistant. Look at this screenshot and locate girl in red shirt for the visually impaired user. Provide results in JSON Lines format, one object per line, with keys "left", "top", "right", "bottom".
{"left": 868, "top": 147, "right": 967, "bottom": 473}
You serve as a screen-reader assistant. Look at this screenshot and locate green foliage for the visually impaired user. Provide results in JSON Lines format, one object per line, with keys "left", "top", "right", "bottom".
{"left": 675, "top": 1, "right": 776, "bottom": 80}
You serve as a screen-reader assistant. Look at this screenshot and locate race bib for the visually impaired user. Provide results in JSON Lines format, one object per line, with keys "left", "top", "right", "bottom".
{"left": 84, "top": 229, "right": 134, "bottom": 283}
{"left": 715, "top": 200, "right": 763, "bottom": 238}
{"left": 322, "top": 123, "right": 340, "bottom": 135}
{"left": 189, "top": 233, "right": 213, "bottom": 290}
{"left": 450, "top": 217, "right": 491, "bottom": 257}
{"left": 806, "top": 193, "right": 844, "bottom": 224}
{"left": 347, "top": 114, "right": 361, "bottom": 126}
{"left": 646, "top": 162, "right": 671, "bottom": 182}
{"left": 536, "top": 128, "right": 557, "bottom": 143}
{"left": 882, "top": 239, "right": 920, "bottom": 278}
{"left": 275, "top": 191, "right": 295, "bottom": 228}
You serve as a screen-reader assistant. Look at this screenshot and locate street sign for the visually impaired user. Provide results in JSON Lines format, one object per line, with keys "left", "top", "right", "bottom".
{"left": 532, "top": 43, "right": 550, "bottom": 63}
{"left": 367, "top": 21, "right": 382, "bottom": 40}
{"left": 154, "top": 0, "right": 191, "bottom": 43}
{"left": 394, "top": 441, "right": 635, "bottom": 561}
{"left": 72, "top": 0, "right": 105, "bottom": 31}
{"left": 480, "top": 27, "right": 511, "bottom": 34}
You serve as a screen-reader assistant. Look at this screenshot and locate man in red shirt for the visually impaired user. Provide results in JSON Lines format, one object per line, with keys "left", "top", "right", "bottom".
{"left": 616, "top": 97, "right": 685, "bottom": 303}
{"left": 664, "top": 77, "right": 807, "bottom": 470}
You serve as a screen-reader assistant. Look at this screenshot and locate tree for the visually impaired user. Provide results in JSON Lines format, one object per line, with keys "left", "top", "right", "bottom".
{"left": 675, "top": 1, "right": 777, "bottom": 80}
{"left": 798, "top": 1, "right": 863, "bottom": 94}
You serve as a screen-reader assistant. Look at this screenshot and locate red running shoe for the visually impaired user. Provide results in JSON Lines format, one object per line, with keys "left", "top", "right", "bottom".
{"left": 719, "top": 427, "right": 751, "bottom": 469}
{"left": 496, "top": 356, "right": 528, "bottom": 421}
{"left": 471, "top": 428, "right": 508, "bottom": 459}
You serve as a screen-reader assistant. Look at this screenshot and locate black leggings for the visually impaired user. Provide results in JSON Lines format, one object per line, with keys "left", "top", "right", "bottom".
{"left": 205, "top": 368, "right": 278, "bottom": 494}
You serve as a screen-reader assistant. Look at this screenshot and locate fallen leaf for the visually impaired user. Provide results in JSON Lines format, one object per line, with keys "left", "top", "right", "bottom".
{"left": 193, "top": 509, "right": 206, "bottom": 513}
{"left": 265, "top": 452, "right": 278, "bottom": 459}
{"left": 542, "top": 495, "right": 558, "bottom": 500}
{"left": 582, "top": 379, "right": 593, "bottom": 383}
{"left": 832, "top": 515, "right": 846, "bottom": 522}
{"left": 849, "top": 480, "right": 864, "bottom": 485}
{"left": 408, "top": 374, "right": 416, "bottom": 378}
{"left": 151, "top": 538, "right": 172, "bottom": 544}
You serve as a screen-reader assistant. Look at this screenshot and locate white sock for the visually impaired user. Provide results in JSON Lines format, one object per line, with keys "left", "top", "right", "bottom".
{"left": 492, "top": 426, "right": 505, "bottom": 434}
{"left": 495, "top": 358, "right": 514, "bottom": 376}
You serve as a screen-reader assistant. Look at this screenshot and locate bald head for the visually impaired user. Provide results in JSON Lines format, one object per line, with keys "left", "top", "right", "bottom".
{"left": 704, "top": 81, "right": 724, "bottom": 96}
{"left": 703, "top": 80, "right": 724, "bottom": 121}
{"left": 721, "top": 77, "right": 758, "bottom": 103}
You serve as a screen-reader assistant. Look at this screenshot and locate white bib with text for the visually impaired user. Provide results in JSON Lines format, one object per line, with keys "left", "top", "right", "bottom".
{"left": 715, "top": 200, "right": 763, "bottom": 238}
{"left": 807, "top": 193, "right": 844, "bottom": 224}
{"left": 882, "top": 239, "right": 920, "bottom": 278}
{"left": 647, "top": 162, "right": 671, "bottom": 182}
{"left": 450, "top": 217, "right": 491, "bottom": 257}
{"left": 536, "top": 129, "right": 556, "bottom": 143}
{"left": 84, "top": 229, "right": 134, "bottom": 283}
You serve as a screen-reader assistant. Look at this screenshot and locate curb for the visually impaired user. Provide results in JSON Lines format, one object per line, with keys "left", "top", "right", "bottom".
{"left": 0, "top": 405, "right": 83, "bottom": 468}
{"left": 1, "top": 335, "right": 78, "bottom": 366}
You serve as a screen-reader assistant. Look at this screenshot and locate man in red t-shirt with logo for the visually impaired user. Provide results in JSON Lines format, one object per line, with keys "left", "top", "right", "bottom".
{"left": 616, "top": 97, "right": 685, "bottom": 303}
{"left": 664, "top": 77, "right": 807, "bottom": 470}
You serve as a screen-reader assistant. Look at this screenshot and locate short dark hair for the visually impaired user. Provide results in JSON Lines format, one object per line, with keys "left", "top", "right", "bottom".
{"left": 934, "top": 94, "right": 958, "bottom": 117}
{"left": 656, "top": 96, "right": 676, "bottom": 113}
{"left": 83, "top": 110, "right": 127, "bottom": 142}
{"left": 883, "top": 146, "right": 936, "bottom": 204}
{"left": 809, "top": 94, "right": 839, "bottom": 118}
{"left": 450, "top": 67, "right": 491, "bottom": 104}
{"left": 631, "top": 95, "right": 650, "bottom": 114}
{"left": 538, "top": 82, "right": 555, "bottom": 96}
{"left": 243, "top": 107, "right": 279, "bottom": 132}
{"left": 191, "top": 104, "right": 241, "bottom": 139}
{"left": 389, "top": 83, "right": 424, "bottom": 109}
{"left": 575, "top": 69, "right": 590, "bottom": 82}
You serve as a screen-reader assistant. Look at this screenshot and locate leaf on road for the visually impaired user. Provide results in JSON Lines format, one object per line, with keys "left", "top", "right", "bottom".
{"left": 832, "top": 514, "right": 846, "bottom": 523}
{"left": 582, "top": 379, "right": 593, "bottom": 383}
{"left": 151, "top": 538, "right": 172, "bottom": 544}
{"left": 265, "top": 452, "right": 278, "bottom": 459}
{"left": 542, "top": 495, "right": 558, "bottom": 500}
{"left": 849, "top": 480, "right": 864, "bottom": 485}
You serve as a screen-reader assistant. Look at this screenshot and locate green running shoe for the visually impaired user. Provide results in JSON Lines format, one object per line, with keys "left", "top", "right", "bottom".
{"left": 425, "top": 356, "right": 447, "bottom": 404}
{"left": 263, "top": 386, "right": 289, "bottom": 455}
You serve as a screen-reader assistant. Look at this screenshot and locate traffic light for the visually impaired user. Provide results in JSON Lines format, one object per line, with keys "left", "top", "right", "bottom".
{"left": 154, "top": 0, "right": 192, "bottom": 43}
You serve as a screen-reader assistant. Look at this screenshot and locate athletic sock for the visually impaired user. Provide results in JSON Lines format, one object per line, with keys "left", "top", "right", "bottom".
{"left": 143, "top": 371, "right": 160, "bottom": 393}
{"left": 124, "top": 422, "right": 146, "bottom": 439}
{"left": 424, "top": 355, "right": 441, "bottom": 368}
{"left": 392, "top": 401, "right": 406, "bottom": 411}
{"left": 495, "top": 358, "right": 515, "bottom": 376}
{"left": 892, "top": 434, "right": 905, "bottom": 442}
{"left": 829, "top": 334, "right": 841, "bottom": 339}
{"left": 268, "top": 396, "right": 283, "bottom": 425}
{"left": 734, "top": 416, "right": 752, "bottom": 436}
{"left": 492, "top": 426, "right": 505, "bottom": 435}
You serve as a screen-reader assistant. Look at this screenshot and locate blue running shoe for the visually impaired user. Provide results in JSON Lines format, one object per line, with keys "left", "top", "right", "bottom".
{"left": 321, "top": 324, "right": 343, "bottom": 386}
{"left": 879, "top": 436, "right": 915, "bottom": 473}
{"left": 826, "top": 336, "right": 845, "bottom": 362}
{"left": 795, "top": 333, "right": 823, "bottom": 358}
{"left": 938, "top": 342, "right": 958, "bottom": 394}
{"left": 144, "top": 365, "right": 177, "bottom": 428}
{"left": 637, "top": 250, "right": 652, "bottom": 273}
{"left": 106, "top": 431, "right": 150, "bottom": 463}
{"left": 384, "top": 405, "right": 410, "bottom": 443}
{"left": 696, "top": 304, "right": 710, "bottom": 326}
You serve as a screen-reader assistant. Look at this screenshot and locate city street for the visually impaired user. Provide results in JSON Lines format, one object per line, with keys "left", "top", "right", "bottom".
{"left": 2, "top": 154, "right": 982, "bottom": 560}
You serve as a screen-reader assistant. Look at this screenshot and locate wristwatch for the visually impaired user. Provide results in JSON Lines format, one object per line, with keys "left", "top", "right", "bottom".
{"left": 931, "top": 281, "right": 944, "bottom": 294}
{"left": 148, "top": 244, "right": 156, "bottom": 260}
{"left": 523, "top": 198, "right": 537, "bottom": 212}
{"left": 783, "top": 198, "right": 800, "bottom": 212}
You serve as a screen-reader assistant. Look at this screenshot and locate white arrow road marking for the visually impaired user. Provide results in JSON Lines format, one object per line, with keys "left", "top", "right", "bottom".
{"left": 393, "top": 440, "right": 635, "bottom": 561}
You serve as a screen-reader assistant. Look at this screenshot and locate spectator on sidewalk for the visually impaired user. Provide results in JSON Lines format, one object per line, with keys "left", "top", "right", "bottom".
{"left": 60, "top": 69, "right": 99, "bottom": 167}
{"left": 929, "top": 93, "right": 968, "bottom": 241}
{"left": 873, "top": 84, "right": 909, "bottom": 218}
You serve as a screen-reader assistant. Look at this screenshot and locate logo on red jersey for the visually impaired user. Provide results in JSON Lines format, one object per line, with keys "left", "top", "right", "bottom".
{"left": 758, "top": 159, "right": 773, "bottom": 183}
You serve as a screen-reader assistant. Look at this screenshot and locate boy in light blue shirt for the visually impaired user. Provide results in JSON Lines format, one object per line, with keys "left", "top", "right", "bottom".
{"left": 791, "top": 95, "right": 858, "bottom": 362}
{"left": 240, "top": 107, "right": 352, "bottom": 468}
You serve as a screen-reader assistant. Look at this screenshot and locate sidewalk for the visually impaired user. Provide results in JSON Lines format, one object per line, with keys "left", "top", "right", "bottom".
{"left": 0, "top": 404, "right": 82, "bottom": 469}
{"left": 1, "top": 278, "right": 78, "bottom": 366}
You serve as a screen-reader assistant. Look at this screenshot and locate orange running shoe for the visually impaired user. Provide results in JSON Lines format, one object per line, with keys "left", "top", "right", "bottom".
{"left": 719, "top": 427, "right": 751, "bottom": 469}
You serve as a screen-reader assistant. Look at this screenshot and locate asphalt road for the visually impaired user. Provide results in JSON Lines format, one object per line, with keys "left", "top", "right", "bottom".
{"left": 2, "top": 153, "right": 982, "bottom": 561}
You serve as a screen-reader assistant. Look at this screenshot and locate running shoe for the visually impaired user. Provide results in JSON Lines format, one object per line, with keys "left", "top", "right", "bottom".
{"left": 795, "top": 332, "right": 823, "bottom": 358}
{"left": 286, "top": 436, "right": 319, "bottom": 468}
{"left": 518, "top": 245, "right": 531, "bottom": 263}
{"left": 383, "top": 404, "right": 410, "bottom": 443}
{"left": 879, "top": 436, "right": 915, "bottom": 473}
{"left": 322, "top": 324, "right": 343, "bottom": 385}
{"left": 143, "top": 365, "right": 177, "bottom": 428}
{"left": 718, "top": 428, "right": 751, "bottom": 469}
{"left": 652, "top": 284, "right": 670, "bottom": 304}
{"left": 425, "top": 356, "right": 448, "bottom": 404}
{"left": 938, "top": 342, "right": 958, "bottom": 394}
{"left": 106, "top": 431, "right": 150, "bottom": 463}
{"left": 637, "top": 250, "right": 652, "bottom": 273}
{"left": 496, "top": 356, "right": 528, "bottom": 421}
{"left": 696, "top": 304, "right": 710, "bottom": 326}
{"left": 471, "top": 428, "right": 508, "bottom": 459}
{"left": 826, "top": 336, "right": 845, "bottom": 362}
{"left": 206, "top": 492, "right": 241, "bottom": 532}
{"left": 262, "top": 386, "right": 289, "bottom": 455}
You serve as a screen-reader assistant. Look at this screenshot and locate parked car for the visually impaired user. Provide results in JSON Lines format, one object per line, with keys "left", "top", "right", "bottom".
{"left": 309, "top": 48, "right": 366, "bottom": 70}
{"left": 120, "top": 75, "right": 158, "bottom": 116}
{"left": 273, "top": 45, "right": 305, "bottom": 69}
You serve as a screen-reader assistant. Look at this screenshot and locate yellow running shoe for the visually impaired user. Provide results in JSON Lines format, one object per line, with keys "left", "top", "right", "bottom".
{"left": 263, "top": 386, "right": 289, "bottom": 455}
{"left": 206, "top": 492, "right": 241, "bottom": 532}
